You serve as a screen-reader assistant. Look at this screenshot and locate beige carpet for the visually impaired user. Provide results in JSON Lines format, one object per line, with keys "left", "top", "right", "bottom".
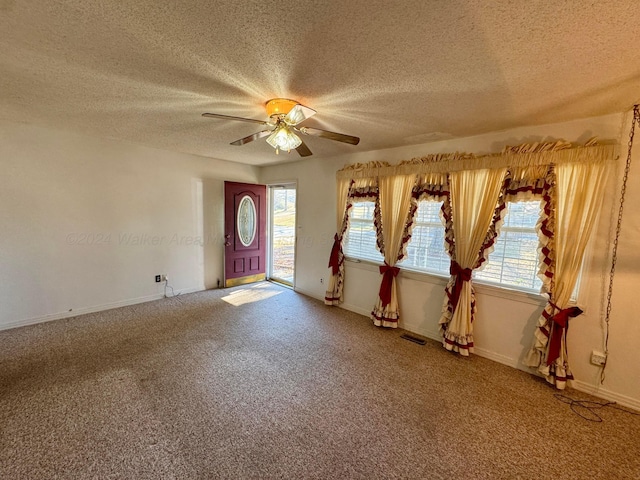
{"left": 1, "top": 282, "right": 638, "bottom": 479}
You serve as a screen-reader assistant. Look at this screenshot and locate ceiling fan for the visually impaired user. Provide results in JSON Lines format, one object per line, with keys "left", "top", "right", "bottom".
{"left": 202, "top": 98, "right": 360, "bottom": 157}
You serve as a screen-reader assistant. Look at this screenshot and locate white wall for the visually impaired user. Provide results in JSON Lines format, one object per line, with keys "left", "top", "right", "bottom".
{"left": 0, "top": 119, "right": 258, "bottom": 329}
{"left": 260, "top": 112, "right": 640, "bottom": 409}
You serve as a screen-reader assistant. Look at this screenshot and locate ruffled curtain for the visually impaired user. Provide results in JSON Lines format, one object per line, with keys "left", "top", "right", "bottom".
{"left": 371, "top": 174, "right": 416, "bottom": 327}
{"left": 334, "top": 141, "right": 616, "bottom": 379}
{"left": 324, "top": 177, "right": 353, "bottom": 305}
{"left": 404, "top": 171, "right": 450, "bottom": 268}
{"left": 525, "top": 161, "right": 609, "bottom": 389}
{"left": 439, "top": 168, "right": 507, "bottom": 355}
{"left": 325, "top": 177, "right": 379, "bottom": 305}
{"left": 475, "top": 177, "right": 509, "bottom": 271}
{"left": 504, "top": 165, "right": 550, "bottom": 201}
{"left": 413, "top": 172, "right": 450, "bottom": 201}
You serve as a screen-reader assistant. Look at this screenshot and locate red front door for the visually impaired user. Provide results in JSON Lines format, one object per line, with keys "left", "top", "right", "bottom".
{"left": 224, "top": 181, "right": 267, "bottom": 287}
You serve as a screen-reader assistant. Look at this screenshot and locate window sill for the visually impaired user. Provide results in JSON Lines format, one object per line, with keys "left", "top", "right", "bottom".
{"left": 345, "top": 257, "right": 547, "bottom": 307}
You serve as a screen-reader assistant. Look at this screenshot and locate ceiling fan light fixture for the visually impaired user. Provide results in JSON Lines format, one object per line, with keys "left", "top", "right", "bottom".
{"left": 265, "top": 98, "right": 298, "bottom": 118}
{"left": 202, "top": 99, "right": 359, "bottom": 157}
{"left": 266, "top": 124, "right": 302, "bottom": 153}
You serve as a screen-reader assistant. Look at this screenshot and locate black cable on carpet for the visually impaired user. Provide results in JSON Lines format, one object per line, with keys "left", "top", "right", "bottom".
{"left": 555, "top": 393, "right": 640, "bottom": 422}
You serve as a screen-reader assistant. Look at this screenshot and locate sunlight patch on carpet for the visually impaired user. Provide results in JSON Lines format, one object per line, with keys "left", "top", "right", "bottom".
{"left": 221, "top": 283, "right": 283, "bottom": 306}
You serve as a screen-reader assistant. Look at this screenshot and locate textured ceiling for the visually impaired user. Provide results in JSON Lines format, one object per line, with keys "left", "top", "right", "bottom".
{"left": 1, "top": 0, "right": 639, "bottom": 166}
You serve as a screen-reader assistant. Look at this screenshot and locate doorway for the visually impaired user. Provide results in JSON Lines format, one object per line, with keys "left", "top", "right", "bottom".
{"left": 268, "top": 184, "right": 296, "bottom": 287}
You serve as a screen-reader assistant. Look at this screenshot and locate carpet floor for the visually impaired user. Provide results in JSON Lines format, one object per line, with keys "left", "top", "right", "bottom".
{"left": 1, "top": 282, "right": 639, "bottom": 479}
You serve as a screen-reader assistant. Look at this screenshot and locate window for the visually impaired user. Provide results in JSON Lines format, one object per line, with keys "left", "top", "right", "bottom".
{"left": 398, "top": 201, "right": 449, "bottom": 274}
{"left": 343, "top": 201, "right": 383, "bottom": 263}
{"left": 344, "top": 199, "right": 547, "bottom": 294}
{"left": 474, "top": 201, "right": 542, "bottom": 291}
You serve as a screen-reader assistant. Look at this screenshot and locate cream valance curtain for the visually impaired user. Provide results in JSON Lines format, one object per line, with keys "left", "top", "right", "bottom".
{"left": 337, "top": 142, "right": 616, "bottom": 179}
{"left": 330, "top": 139, "right": 617, "bottom": 389}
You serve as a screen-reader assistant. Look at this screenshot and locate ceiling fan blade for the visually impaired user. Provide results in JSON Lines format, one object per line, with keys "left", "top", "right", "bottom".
{"left": 298, "top": 126, "right": 360, "bottom": 145}
{"left": 202, "top": 113, "right": 268, "bottom": 125}
{"left": 230, "top": 130, "right": 272, "bottom": 146}
{"left": 284, "top": 104, "right": 316, "bottom": 126}
{"left": 295, "top": 140, "right": 313, "bottom": 157}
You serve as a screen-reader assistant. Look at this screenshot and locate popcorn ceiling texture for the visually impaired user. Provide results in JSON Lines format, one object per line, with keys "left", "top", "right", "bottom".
{"left": 1, "top": 283, "right": 639, "bottom": 479}
{"left": 0, "top": 0, "right": 639, "bottom": 165}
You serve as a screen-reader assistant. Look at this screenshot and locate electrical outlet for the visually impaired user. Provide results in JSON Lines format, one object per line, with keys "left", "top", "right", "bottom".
{"left": 155, "top": 275, "right": 161, "bottom": 283}
{"left": 320, "top": 278, "right": 324, "bottom": 284}
{"left": 161, "top": 274, "right": 168, "bottom": 282}
{"left": 591, "top": 350, "right": 607, "bottom": 366}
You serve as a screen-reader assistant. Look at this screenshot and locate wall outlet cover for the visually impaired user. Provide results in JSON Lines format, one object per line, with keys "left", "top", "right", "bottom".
{"left": 591, "top": 350, "right": 607, "bottom": 366}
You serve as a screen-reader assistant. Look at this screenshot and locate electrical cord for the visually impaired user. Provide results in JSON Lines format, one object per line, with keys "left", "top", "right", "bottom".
{"left": 601, "top": 104, "right": 639, "bottom": 383}
{"left": 554, "top": 393, "right": 640, "bottom": 422}
{"left": 164, "top": 279, "right": 183, "bottom": 303}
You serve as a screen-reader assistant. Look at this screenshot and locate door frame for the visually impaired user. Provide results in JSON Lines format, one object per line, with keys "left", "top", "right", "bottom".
{"left": 267, "top": 181, "right": 298, "bottom": 288}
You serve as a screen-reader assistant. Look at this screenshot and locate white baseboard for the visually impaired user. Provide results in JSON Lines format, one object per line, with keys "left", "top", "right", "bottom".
{"left": 315, "top": 298, "right": 522, "bottom": 372}
{"left": 572, "top": 379, "right": 640, "bottom": 412}
{"left": 293, "top": 287, "right": 374, "bottom": 318}
{"left": 0, "top": 286, "right": 203, "bottom": 332}
{"left": 393, "top": 320, "right": 640, "bottom": 410}
{"left": 400, "top": 322, "right": 440, "bottom": 342}
{"left": 338, "top": 301, "right": 372, "bottom": 318}
{"left": 293, "top": 287, "right": 324, "bottom": 302}
{"left": 472, "top": 346, "right": 521, "bottom": 369}
{"left": 402, "top": 320, "right": 520, "bottom": 368}
{"left": 292, "top": 287, "right": 373, "bottom": 318}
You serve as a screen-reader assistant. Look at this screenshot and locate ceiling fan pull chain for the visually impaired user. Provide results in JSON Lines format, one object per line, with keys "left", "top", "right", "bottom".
{"left": 600, "top": 104, "right": 639, "bottom": 384}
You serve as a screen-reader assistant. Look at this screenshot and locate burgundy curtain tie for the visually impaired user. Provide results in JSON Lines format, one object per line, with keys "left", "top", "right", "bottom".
{"left": 328, "top": 234, "right": 341, "bottom": 275}
{"left": 378, "top": 262, "right": 400, "bottom": 307}
{"left": 546, "top": 305, "right": 583, "bottom": 366}
{"left": 449, "top": 261, "right": 473, "bottom": 312}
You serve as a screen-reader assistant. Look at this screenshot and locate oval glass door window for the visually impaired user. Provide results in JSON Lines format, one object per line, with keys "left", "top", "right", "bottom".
{"left": 237, "top": 195, "right": 257, "bottom": 246}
